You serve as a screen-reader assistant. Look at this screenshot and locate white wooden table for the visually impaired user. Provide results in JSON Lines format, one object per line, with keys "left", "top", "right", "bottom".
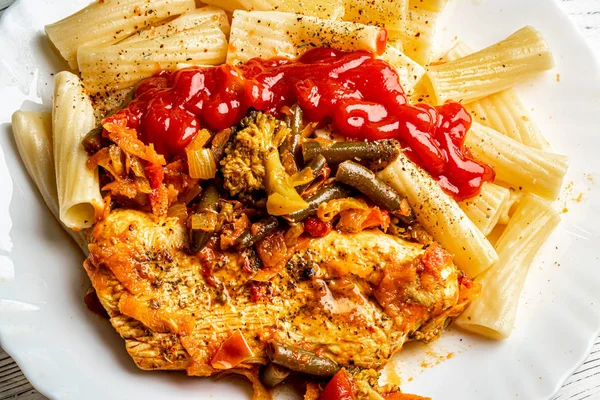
{"left": 1, "top": 1, "right": 600, "bottom": 399}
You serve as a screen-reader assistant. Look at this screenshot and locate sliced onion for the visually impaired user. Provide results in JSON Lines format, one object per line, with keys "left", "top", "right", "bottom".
{"left": 189, "top": 211, "right": 218, "bottom": 231}
{"left": 187, "top": 148, "right": 217, "bottom": 180}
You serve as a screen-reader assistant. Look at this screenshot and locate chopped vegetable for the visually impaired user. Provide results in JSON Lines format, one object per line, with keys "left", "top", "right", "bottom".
{"left": 211, "top": 128, "right": 234, "bottom": 163}
{"left": 302, "top": 139, "right": 400, "bottom": 165}
{"left": 304, "top": 217, "right": 332, "bottom": 237}
{"left": 337, "top": 207, "right": 391, "bottom": 233}
{"left": 260, "top": 363, "right": 291, "bottom": 388}
{"left": 188, "top": 183, "right": 220, "bottom": 254}
{"left": 319, "top": 369, "right": 356, "bottom": 400}
{"left": 211, "top": 330, "right": 254, "bottom": 370}
{"left": 286, "top": 184, "right": 353, "bottom": 223}
{"left": 236, "top": 216, "right": 280, "bottom": 249}
{"left": 335, "top": 161, "right": 413, "bottom": 221}
{"left": 187, "top": 148, "right": 217, "bottom": 180}
{"left": 266, "top": 341, "right": 340, "bottom": 377}
{"left": 220, "top": 112, "right": 307, "bottom": 215}
{"left": 317, "top": 198, "right": 370, "bottom": 222}
{"left": 295, "top": 154, "right": 327, "bottom": 192}
{"left": 82, "top": 88, "right": 136, "bottom": 155}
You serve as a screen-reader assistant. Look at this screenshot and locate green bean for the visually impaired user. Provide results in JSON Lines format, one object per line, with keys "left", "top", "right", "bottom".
{"left": 236, "top": 216, "right": 279, "bottom": 249}
{"left": 82, "top": 125, "right": 105, "bottom": 155}
{"left": 260, "top": 363, "right": 291, "bottom": 388}
{"left": 336, "top": 161, "right": 411, "bottom": 217}
{"left": 302, "top": 140, "right": 322, "bottom": 163}
{"left": 285, "top": 183, "right": 353, "bottom": 223}
{"left": 295, "top": 154, "right": 327, "bottom": 193}
{"left": 288, "top": 104, "right": 304, "bottom": 136}
{"left": 81, "top": 88, "right": 136, "bottom": 155}
{"left": 266, "top": 341, "right": 340, "bottom": 377}
{"left": 188, "top": 184, "right": 220, "bottom": 254}
{"left": 280, "top": 133, "right": 302, "bottom": 175}
{"left": 302, "top": 140, "right": 400, "bottom": 165}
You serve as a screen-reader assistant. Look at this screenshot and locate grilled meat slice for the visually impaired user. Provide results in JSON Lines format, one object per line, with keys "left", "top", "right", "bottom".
{"left": 85, "top": 209, "right": 476, "bottom": 376}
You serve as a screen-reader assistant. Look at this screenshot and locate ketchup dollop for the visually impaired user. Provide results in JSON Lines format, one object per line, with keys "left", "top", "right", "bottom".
{"left": 107, "top": 48, "right": 494, "bottom": 200}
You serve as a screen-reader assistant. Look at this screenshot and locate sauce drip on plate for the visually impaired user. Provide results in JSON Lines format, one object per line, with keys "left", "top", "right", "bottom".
{"left": 106, "top": 48, "right": 494, "bottom": 200}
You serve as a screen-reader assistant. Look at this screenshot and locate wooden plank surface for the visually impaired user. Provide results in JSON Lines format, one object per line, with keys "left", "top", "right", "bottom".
{"left": 0, "top": 0, "right": 599, "bottom": 399}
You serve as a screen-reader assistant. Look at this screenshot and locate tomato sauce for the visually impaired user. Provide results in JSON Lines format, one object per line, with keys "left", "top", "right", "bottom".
{"left": 106, "top": 48, "right": 494, "bottom": 200}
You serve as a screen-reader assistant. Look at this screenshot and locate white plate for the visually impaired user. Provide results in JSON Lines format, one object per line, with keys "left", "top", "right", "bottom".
{"left": 1, "top": 0, "right": 600, "bottom": 399}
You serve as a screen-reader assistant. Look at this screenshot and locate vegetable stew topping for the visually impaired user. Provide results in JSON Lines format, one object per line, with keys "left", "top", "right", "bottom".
{"left": 102, "top": 48, "right": 494, "bottom": 200}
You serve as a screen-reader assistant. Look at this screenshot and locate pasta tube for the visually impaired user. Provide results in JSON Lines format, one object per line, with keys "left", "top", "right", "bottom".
{"left": 441, "top": 41, "right": 551, "bottom": 151}
{"left": 227, "top": 10, "right": 386, "bottom": 64}
{"left": 465, "top": 122, "right": 568, "bottom": 200}
{"left": 12, "top": 111, "right": 88, "bottom": 253}
{"left": 227, "top": 11, "right": 385, "bottom": 64}
{"left": 378, "top": 154, "right": 498, "bottom": 277}
{"left": 45, "top": 0, "right": 196, "bottom": 69}
{"left": 379, "top": 45, "right": 426, "bottom": 92}
{"left": 497, "top": 188, "right": 523, "bottom": 226}
{"left": 79, "top": 25, "right": 228, "bottom": 94}
{"left": 425, "top": 26, "right": 555, "bottom": 105}
{"left": 202, "top": 0, "right": 345, "bottom": 20}
{"left": 343, "top": 0, "right": 407, "bottom": 39}
{"left": 53, "top": 72, "right": 103, "bottom": 230}
{"left": 393, "top": 2, "right": 444, "bottom": 65}
{"left": 459, "top": 183, "right": 510, "bottom": 236}
{"left": 466, "top": 91, "right": 551, "bottom": 151}
{"left": 119, "top": 7, "right": 231, "bottom": 44}
{"left": 455, "top": 194, "right": 560, "bottom": 339}
{"left": 415, "top": 0, "right": 448, "bottom": 12}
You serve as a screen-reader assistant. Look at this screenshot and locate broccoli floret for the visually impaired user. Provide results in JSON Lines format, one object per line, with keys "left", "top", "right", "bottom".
{"left": 220, "top": 112, "right": 288, "bottom": 196}
{"left": 220, "top": 112, "right": 308, "bottom": 215}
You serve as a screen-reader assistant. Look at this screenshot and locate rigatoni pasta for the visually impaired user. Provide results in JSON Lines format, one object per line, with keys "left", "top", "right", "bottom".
{"left": 119, "top": 7, "right": 231, "bottom": 44}
{"left": 459, "top": 183, "right": 511, "bottom": 236}
{"left": 378, "top": 154, "right": 498, "bottom": 278}
{"left": 202, "top": 0, "right": 345, "bottom": 19}
{"left": 465, "top": 122, "right": 568, "bottom": 200}
{"left": 393, "top": 1, "right": 445, "bottom": 65}
{"left": 45, "top": 0, "right": 196, "bottom": 69}
{"left": 425, "top": 26, "right": 555, "bottom": 105}
{"left": 11, "top": 111, "right": 89, "bottom": 253}
{"left": 53, "top": 71, "right": 103, "bottom": 230}
{"left": 441, "top": 41, "right": 551, "bottom": 151}
{"left": 379, "top": 45, "right": 426, "bottom": 92}
{"left": 343, "top": 0, "right": 407, "bottom": 40}
{"left": 455, "top": 194, "right": 560, "bottom": 339}
{"left": 227, "top": 10, "right": 386, "bottom": 64}
{"left": 79, "top": 25, "right": 228, "bottom": 95}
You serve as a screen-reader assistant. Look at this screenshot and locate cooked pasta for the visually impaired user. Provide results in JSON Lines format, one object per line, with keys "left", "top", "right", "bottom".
{"left": 415, "top": 0, "right": 448, "bottom": 12}
{"left": 226, "top": 10, "right": 386, "bottom": 64}
{"left": 378, "top": 154, "right": 498, "bottom": 277}
{"left": 79, "top": 25, "right": 228, "bottom": 95}
{"left": 393, "top": 1, "right": 445, "bottom": 65}
{"left": 12, "top": 111, "right": 89, "bottom": 252}
{"left": 425, "top": 26, "right": 555, "bottom": 105}
{"left": 12, "top": 111, "right": 59, "bottom": 218}
{"left": 465, "top": 122, "right": 569, "bottom": 200}
{"left": 53, "top": 72, "right": 103, "bottom": 230}
{"left": 497, "top": 189, "right": 523, "bottom": 226}
{"left": 459, "top": 183, "right": 511, "bottom": 236}
{"left": 119, "top": 7, "right": 231, "bottom": 44}
{"left": 202, "top": 0, "right": 345, "bottom": 19}
{"left": 441, "top": 41, "right": 551, "bottom": 151}
{"left": 45, "top": 0, "right": 196, "bottom": 69}
{"left": 343, "top": 0, "right": 407, "bottom": 39}
{"left": 380, "top": 45, "right": 426, "bottom": 92}
{"left": 455, "top": 194, "right": 560, "bottom": 339}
